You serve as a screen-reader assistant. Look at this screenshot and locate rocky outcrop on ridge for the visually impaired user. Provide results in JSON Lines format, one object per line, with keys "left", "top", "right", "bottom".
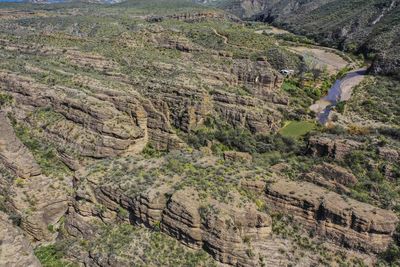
{"left": 61, "top": 154, "right": 274, "bottom": 266}
{"left": 263, "top": 179, "right": 399, "bottom": 253}
{"left": 0, "top": 108, "right": 70, "bottom": 242}
{"left": 308, "top": 135, "right": 363, "bottom": 160}
{"left": 67, "top": 179, "right": 271, "bottom": 266}
{"left": 0, "top": 211, "right": 41, "bottom": 267}
{"left": 303, "top": 162, "right": 358, "bottom": 193}
{"left": 0, "top": 112, "right": 41, "bottom": 178}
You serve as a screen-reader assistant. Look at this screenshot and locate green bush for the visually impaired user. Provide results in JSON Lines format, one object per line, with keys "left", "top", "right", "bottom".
{"left": 379, "top": 243, "right": 400, "bottom": 266}
{"left": 335, "top": 101, "right": 346, "bottom": 114}
{"left": 0, "top": 93, "right": 13, "bottom": 107}
{"left": 35, "top": 244, "right": 77, "bottom": 267}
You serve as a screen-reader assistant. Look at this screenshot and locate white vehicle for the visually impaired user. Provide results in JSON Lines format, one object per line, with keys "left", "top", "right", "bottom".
{"left": 280, "top": 69, "right": 295, "bottom": 76}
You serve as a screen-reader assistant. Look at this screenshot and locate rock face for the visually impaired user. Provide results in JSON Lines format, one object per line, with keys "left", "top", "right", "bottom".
{"left": 133, "top": 58, "right": 286, "bottom": 135}
{"left": 0, "top": 112, "right": 41, "bottom": 178}
{"left": 67, "top": 168, "right": 272, "bottom": 267}
{"left": 263, "top": 179, "right": 399, "bottom": 253}
{"left": 0, "top": 211, "right": 41, "bottom": 267}
{"left": 232, "top": 59, "right": 283, "bottom": 97}
{"left": 311, "top": 163, "right": 357, "bottom": 186}
{"left": 304, "top": 163, "right": 357, "bottom": 193}
{"left": 308, "top": 136, "right": 362, "bottom": 160}
{"left": 223, "top": 151, "right": 253, "bottom": 162}
{"left": 162, "top": 189, "right": 271, "bottom": 266}
{"left": 0, "top": 71, "right": 149, "bottom": 158}
{"left": 0, "top": 109, "right": 70, "bottom": 242}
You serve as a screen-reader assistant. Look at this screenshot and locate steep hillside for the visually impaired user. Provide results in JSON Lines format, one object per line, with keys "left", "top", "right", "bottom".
{"left": 202, "top": 0, "right": 400, "bottom": 78}
{"left": 0, "top": 1, "right": 399, "bottom": 266}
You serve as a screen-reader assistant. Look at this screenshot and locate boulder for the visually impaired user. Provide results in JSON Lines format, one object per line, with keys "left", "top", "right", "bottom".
{"left": 224, "top": 151, "right": 253, "bottom": 163}
{"left": 308, "top": 136, "right": 362, "bottom": 160}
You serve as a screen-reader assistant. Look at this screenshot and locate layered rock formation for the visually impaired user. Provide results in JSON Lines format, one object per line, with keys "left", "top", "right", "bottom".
{"left": 263, "top": 179, "right": 399, "bottom": 253}
{"left": 67, "top": 163, "right": 272, "bottom": 266}
{"left": 0, "top": 109, "right": 70, "bottom": 242}
{"left": 303, "top": 162, "right": 357, "bottom": 193}
{"left": 0, "top": 211, "right": 41, "bottom": 267}
{"left": 308, "top": 135, "right": 363, "bottom": 160}
{"left": 0, "top": 71, "right": 147, "bottom": 158}
{"left": 0, "top": 112, "right": 41, "bottom": 178}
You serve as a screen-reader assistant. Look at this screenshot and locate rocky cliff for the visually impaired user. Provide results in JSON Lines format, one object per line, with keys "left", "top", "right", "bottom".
{"left": 0, "top": 211, "right": 41, "bottom": 267}
{"left": 0, "top": 1, "right": 399, "bottom": 266}
{"left": 262, "top": 178, "right": 399, "bottom": 253}
{"left": 64, "top": 154, "right": 274, "bottom": 266}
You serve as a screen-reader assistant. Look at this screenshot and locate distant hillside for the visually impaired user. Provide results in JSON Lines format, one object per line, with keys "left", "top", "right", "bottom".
{"left": 199, "top": 0, "right": 400, "bottom": 78}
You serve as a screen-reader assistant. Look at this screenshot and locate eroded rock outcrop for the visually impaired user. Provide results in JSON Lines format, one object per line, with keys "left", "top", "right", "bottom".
{"left": 233, "top": 58, "right": 284, "bottom": 97}
{"left": 0, "top": 109, "right": 70, "bottom": 242}
{"left": 308, "top": 136, "right": 363, "bottom": 160}
{"left": 67, "top": 163, "right": 272, "bottom": 266}
{"left": 0, "top": 112, "right": 41, "bottom": 178}
{"left": 0, "top": 71, "right": 186, "bottom": 157}
{"left": 0, "top": 211, "right": 41, "bottom": 267}
{"left": 303, "top": 163, "right": 357, "bottom": 193}
{"left": 263, "top": 179, "right": 399, "bottom": 253}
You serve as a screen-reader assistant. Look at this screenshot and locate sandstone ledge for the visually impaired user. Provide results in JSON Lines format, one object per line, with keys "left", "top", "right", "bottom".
{"left": 264, "top": 179, "right": 399, "bottom": 253}
{"left": 69, "top": 178, "right": 272, "bottom": 267}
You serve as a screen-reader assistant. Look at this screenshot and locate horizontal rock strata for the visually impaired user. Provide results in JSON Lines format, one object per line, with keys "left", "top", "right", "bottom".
{"left": 263, "top": 179, "right": 399, "bottom": 253}
{"left": 0, "top": 212, "right": 41, "bottom": 267}
{"left": 308, "top": 136, "right": 363, "bottom": 160}
{"left": 68, "top": 175, "right": 272, "bottom": 266}
{"left": 0, "top": 112, "right": 41, "bottom": 178}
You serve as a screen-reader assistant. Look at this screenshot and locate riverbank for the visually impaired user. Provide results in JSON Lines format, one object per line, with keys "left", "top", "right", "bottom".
{"left": 255, "top": 25, "right": 367, "bottom": 125}
{"left": 310, "top": 68, "right": 367, "bottom": 124}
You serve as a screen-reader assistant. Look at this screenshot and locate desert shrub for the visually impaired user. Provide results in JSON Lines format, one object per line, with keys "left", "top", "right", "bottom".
{"left": 378, "top": 127, "right": 400, "bottom": 140}
{"left": 335, "top": 101, "right": 346, "bottom": 114}
{"left": 185, "top": 116, "right": 304, "bottom": 155}
{"left": 35, "top": 244, "right": 77, "bottom": 267}
{"left": 9, "top": 212, "right": 22, "bottom": 226}
{"left": 141, "top": 143, "right": 166, "bottom": 158}
{"left": 378, "top": 243, "right": 400, "bottom": 266}
{"left": 324, "top": 124, "right": 347, "bottom": 135}
{"left": 347, "top": 124, "right": 370, "bottom": 135}
{"left": 0, "top": 93, "right": 13, "bottom": 107}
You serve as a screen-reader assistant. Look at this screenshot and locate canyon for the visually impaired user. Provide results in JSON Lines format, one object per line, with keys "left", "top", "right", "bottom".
{"left": 0, "top": 0, "right": 399, "bottom": 266}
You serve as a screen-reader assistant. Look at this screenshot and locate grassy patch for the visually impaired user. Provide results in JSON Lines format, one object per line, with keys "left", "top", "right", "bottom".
{"left": 0, "top": 93, "right": 13, "bottom": 108}
{"left": 35, "top": 244, "right": 77, "bottom": 267}
{"left": 86, "top": 223, "right": 217, "bottom": 266}
{"left": 279, "top": 121, "right": 316, "bottom": 138}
